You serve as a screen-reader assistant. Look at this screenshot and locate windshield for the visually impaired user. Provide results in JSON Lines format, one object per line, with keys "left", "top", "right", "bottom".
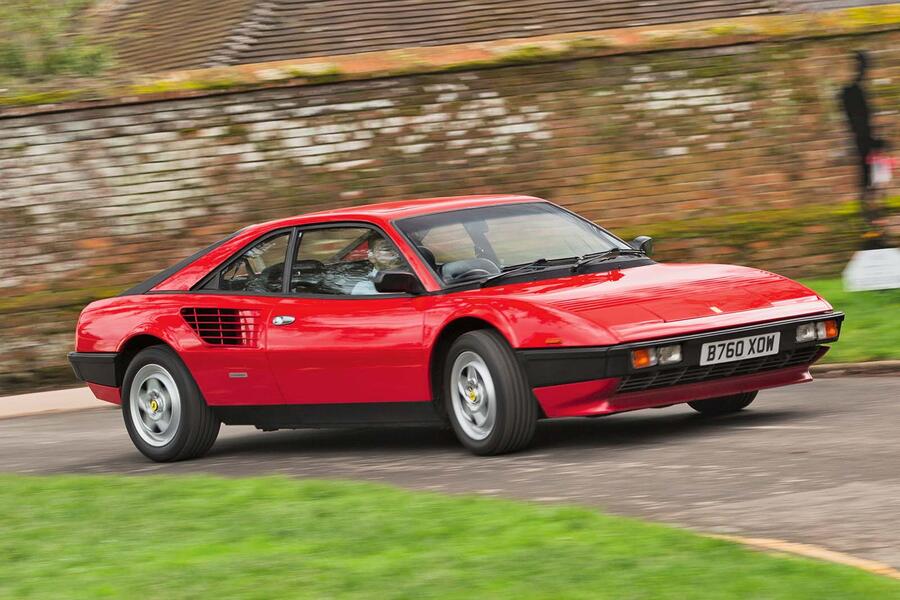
{"left": 395, "top": 202, "right": 630, "bottom": 285}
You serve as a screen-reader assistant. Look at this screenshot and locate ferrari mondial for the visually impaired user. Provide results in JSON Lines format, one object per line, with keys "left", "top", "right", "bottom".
{"left": 69, "top": 195, "right": 842, "bottom": 461}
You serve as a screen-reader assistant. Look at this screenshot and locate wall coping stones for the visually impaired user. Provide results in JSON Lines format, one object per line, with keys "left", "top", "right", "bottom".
{"left": 1, "top": 4, "right": 899, "bottom": 117}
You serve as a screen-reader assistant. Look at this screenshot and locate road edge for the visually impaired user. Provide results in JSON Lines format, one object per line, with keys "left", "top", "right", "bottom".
{"left": 0, "top": 387, "right": 112, "bottom": 421}
{"left": 709, "top": 534, "right": 900, "bottom": 581}
{"left": 811, "top": 360, "right": 900, "bottom": 377}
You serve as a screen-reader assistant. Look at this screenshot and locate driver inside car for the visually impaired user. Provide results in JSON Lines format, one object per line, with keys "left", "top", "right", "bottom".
{"left": 350, "top": 238, "right": 407, "bottom": 295}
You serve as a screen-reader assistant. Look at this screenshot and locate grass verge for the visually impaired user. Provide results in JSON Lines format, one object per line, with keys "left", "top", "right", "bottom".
{"left": 1, "top": 475, "right": 898, "bottom": 599}
{"left": 800, "top": 278, "right": 900, "bottom": 363}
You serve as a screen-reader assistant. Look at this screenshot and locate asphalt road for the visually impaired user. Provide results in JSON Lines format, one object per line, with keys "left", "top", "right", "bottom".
{"left": 2, "top": 377, "right": 898, "bottom": 568}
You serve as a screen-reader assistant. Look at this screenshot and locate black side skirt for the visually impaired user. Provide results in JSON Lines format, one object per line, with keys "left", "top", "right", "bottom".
{"left": 213, "top": 402, "right": 444, "bottom": 430}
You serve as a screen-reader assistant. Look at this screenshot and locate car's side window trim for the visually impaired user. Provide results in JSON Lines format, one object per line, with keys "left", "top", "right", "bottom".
{"left": 191, "top": 227, "right": 296, "bottom": 292}
{"left": 393, "top": 224, "right": 447, "bottom": 291}
{"left": 121, "top": 228, "right": 245, "bottom": 296}
{"left": 190, "top": 220, "right": 425, "bottom": 299}
{"left": 392, "top": 201, "right": 639, "bottom": 290}
{"left": 286, "top": 221, "right": 422, "bottom": 299}
{"left": 159, "top": 289, "right": 417, "bottom": 299}
{"left": 552, "top": 202, "right": 633, "bottom": 248}
{"left": 281, "top": 227, "right": 301, "bottom": 294}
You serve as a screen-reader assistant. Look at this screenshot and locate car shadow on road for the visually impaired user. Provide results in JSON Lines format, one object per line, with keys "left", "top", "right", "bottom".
{"left": 207, "top": 406, "right": 811, "bottom": 458}
{"left": 532, "top": 407, "right": 809, "bottom": 450}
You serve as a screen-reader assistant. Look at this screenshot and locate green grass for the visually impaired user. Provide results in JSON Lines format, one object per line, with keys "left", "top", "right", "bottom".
{"left": 801, "top": 278, "right": 900, "bottom": 363}
{"left": 1, "top": 476, "right": 898, "bottom": 599}
{"left": 0, "top": 1, "right": 111, "bottom": 83}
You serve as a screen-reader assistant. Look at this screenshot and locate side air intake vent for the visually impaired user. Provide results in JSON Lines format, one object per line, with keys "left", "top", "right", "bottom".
{"left": 181, "top": 308, "right": 261, "bottom": 347}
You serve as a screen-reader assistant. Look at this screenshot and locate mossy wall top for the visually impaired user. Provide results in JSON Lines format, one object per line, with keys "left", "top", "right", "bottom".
{"left": 0, "top": 29, "right": 898, "bottom": 392}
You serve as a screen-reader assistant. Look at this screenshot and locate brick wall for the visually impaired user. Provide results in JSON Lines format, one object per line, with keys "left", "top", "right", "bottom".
{"left": 1, "top": 31, "right": 898, "bottom": 393}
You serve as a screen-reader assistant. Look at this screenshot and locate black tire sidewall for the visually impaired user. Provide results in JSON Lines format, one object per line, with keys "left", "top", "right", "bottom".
{"left": 688, "top": 391, "right": 757, "bottom": 415}
{"left": 443, "top": 330, "right": 535, "bottom": 455}
{"left": 121, "top": 345, "right": 211, "bottom": 461}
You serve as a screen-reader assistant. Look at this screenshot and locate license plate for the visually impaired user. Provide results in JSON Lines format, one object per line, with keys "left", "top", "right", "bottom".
{"left": 700, "top": 332, "right": 781, "bottom": 366}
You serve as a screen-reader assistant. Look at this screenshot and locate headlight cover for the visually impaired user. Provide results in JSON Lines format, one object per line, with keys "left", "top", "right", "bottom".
{"left": 797, "top": 320, "right": 838, "bottom": 343}
{"left": 796, "top": 323, "right": 817, "bottom": 343}
{"left": 657, "top": 344, "right": 683, "bottom": 365}
{"left": 631, "top": 348, "right": 658, "bottom": 369}
{"left": 816, "top": 319, "right": 839, "bottom": 340}
{"left": 631, "top": 344, "right": 682, "bottom": 369}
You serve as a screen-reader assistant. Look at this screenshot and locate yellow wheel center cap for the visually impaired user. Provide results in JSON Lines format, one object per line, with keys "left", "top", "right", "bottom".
{"left": 467, "top": 388, "right": 477, "bottom": 402}
{"left": 149, "top": 399, "right": 159, "bottom": 412}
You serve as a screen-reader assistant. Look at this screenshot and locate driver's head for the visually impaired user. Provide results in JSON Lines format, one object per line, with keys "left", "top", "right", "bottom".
{"left": 369, "top": 238, "right": 403, "bottom": 271}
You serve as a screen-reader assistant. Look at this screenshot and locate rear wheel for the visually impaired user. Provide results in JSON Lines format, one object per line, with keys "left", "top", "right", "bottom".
{"left": 122, "top": 345, "right": 220, "bottom": 462}
{"left": 688, "top": 391, "right": 757, "bottom": 416}
{"left": 444, "top": 330, "right": 537, "bottom": 455}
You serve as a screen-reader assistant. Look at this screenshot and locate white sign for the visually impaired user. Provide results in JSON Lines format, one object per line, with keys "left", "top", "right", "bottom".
{"left": 868, "top": 153, "right": 895, "bottom": 188}
{"left": 842, "top": 248, "right": 900, "bottom": 291}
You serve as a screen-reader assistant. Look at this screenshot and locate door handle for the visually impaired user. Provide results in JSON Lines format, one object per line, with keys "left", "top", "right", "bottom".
{"left": 272, "top": 315, "right": 295, "bottom": 326}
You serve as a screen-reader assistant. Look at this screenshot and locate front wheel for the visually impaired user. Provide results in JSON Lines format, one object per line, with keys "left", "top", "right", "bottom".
{"left": 444, "top": 330, "right": 537, "bottom": 455}
{"left": 122, "top": 345, "right": 220, "bottom": 462}
{"left": 688, "top": 391, "right": 757, "bottom": 416}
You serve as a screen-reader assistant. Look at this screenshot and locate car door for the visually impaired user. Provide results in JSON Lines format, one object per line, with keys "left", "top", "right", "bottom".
{"left": 181, "top": 229, "right": 294, "bottom": 406}
{"left": 265, "top": 224, "right": 429, "bottom": 405}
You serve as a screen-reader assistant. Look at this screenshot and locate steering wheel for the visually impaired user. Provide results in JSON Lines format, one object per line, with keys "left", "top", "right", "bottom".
{"left": 291, "top": 260, "right": 326, "bottom": 293}
{"left": 246, "top": 263, "right": 284, "bottom": 293}
{"left": 442, "top": 258, "right": 501, "bottom": 284}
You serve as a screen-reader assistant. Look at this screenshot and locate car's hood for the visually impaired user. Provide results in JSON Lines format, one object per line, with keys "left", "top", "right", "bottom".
{"left": 485, "top": 263, "right": 831, "bottom": 343}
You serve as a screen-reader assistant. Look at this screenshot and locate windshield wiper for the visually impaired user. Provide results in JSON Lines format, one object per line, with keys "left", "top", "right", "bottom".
{"left": 480, "top": 258, "right": 555, "bottom": 287}
{"left": 478, "top": 249, "right": 644, "bottom": 286}
{"left": 571, "top": 248, "right": 645, "bottom": 273}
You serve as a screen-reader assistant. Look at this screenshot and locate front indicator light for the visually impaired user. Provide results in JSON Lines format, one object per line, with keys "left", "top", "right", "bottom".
{"left": 631, "top": 348, "right": 658, "bottom": 369}
{"left": 657, "top": 344, "right": 682, "bottom": 365}
{"left": 796, "top": 323, "right": 817, "bottom": 343}
{"left": 816, "top": 319, "right": 838, "bottom": 340}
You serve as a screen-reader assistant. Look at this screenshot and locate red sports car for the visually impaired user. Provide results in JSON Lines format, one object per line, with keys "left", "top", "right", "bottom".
{"left": 69, "top": 195, "right": 842, "bottom": 461}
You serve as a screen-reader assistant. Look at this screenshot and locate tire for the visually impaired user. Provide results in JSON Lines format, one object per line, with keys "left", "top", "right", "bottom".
{"left": 443, "top": 330, "right": 537, "bottom": 455}
{"left": 688, "top": 391, "right": 758, "bottom": 416}
{"left": 121, "top": 345, "right": 220, "bottom": 462}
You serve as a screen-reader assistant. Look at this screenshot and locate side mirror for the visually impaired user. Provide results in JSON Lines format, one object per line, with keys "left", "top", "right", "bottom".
{"left": 374, "top": 271, "right": 425, "bottom": 295}
{"left": 630, "top": 235, "right": 653, "bottom": 257}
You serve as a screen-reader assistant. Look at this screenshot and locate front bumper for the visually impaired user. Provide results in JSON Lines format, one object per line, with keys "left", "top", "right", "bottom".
{"left": 517, "top": 312, "right": 842, "bottom": 417}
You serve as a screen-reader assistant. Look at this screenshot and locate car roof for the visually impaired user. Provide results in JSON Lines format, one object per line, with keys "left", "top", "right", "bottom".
{"left": 150, "top": 194, "right": 546, "bottom": 292}
{"left": 264, "top": 194, "right": 546, "bottom": 228}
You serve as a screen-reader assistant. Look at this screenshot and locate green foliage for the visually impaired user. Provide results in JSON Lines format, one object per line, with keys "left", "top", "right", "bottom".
{"left": 1, "top": 475, "right": 898, "bottom": 599}
{"left": 284, "top": 64, "right": 344, "bottom": 82}
{"left": 618, "top": 197, "right": 900, "bottom": 266}
{"left": 0, "top": 0, "right": 112, "bottom": 83}
{"left": 0, "top": 88, "right": 80, "bottom": 105}
{"left": 801, "top": 278, "right": 900, "bottom": 364}
{"left": 0, "top": 4, "right": 897, "bottom": 106}
{"left": 495, "top": 43, "right": 570, "bottom": 64}
{"left": 568, "top": 36, "right": 616, "bottom": 50}
{"left": 844, "top": 5, "right": 900, "bottom": 27}
{"left": 705, "top": 23, "right": 762, "bottom": 37}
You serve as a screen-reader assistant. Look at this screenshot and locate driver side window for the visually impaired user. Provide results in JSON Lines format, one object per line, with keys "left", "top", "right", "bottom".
{"left": 290, "top": 226, "right": 412, "bottom": 296}
{"left": 209, "top": 232, "right": 290, "bottom": 293}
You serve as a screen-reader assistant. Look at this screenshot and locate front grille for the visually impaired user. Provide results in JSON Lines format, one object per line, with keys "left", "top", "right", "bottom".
{"left": 616, "top": 346, "right": 819, "bottom": 393}
{"left": 181, "top": 308, "right": 261, "bottom": 347}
